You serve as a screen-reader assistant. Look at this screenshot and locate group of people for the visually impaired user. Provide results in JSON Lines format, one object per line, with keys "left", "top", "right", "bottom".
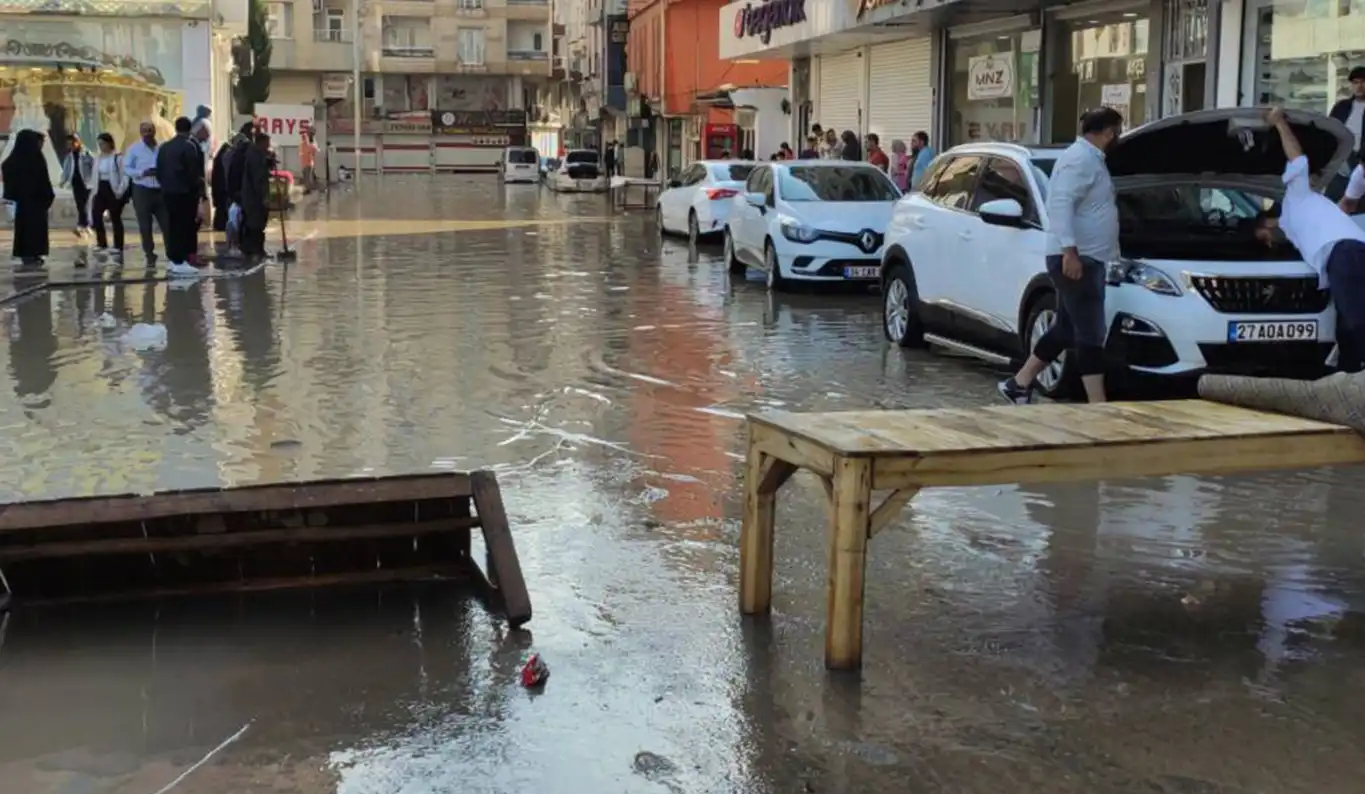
{"left": 757, "top": 124, "right": 937, "bottom": 192}
{"left": 1, "top": 110, "right": 280, "bottom": 274}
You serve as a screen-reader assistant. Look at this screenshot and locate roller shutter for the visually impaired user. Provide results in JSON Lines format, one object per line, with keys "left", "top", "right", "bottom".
{"left": 815, "top": 50, "right": 863, "bottom": 139}
{"left": 867, "top": 37, "right": 934, "bottom": 145}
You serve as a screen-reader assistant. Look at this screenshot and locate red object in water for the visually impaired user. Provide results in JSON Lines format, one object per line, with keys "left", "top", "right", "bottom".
{"left": 705, "top": 187, "right": 739, "bottom": 200}
{"left": 519, "top": 653, "right": 549, "bottom": 687}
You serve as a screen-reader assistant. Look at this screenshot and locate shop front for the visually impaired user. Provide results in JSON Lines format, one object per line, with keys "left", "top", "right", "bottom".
{"left": 1234, "top": 0, "right": 1365, "bottom": 114}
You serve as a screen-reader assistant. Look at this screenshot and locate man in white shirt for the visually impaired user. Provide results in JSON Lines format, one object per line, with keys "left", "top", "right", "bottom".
{"left": 1260, "top": 106, "right": 1365, "bottom": 372}
{"left": 1338, "top": 163, "right": 1365, "bottom": 214}
{"left": 123, "top": 121, "right": 168, "bottom": 267}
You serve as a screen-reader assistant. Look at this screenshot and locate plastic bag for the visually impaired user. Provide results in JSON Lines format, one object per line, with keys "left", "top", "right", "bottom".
{"left": 3, "top": 201, "right": 15, "bottom": 223}
{"left": 227, "top": 203, "right": 241, "bottom": 234}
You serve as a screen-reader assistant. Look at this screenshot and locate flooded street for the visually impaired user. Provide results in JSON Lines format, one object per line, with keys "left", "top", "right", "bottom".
{"left": 3, "top": 175, "right": 1365, "bottom": 794}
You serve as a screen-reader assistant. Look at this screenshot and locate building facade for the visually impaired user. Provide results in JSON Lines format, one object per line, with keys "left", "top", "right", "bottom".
{"left": 0, "top": 0, "right": 239, "bottom": 188}
{"left": 265, "top": 0, "right": 554, "bottom": 173}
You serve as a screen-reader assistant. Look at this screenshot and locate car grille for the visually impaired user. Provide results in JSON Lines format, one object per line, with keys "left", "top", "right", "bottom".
{"left": 1189, "top": 275, "right": 1329, "bottom": 314}
{"left": 1198, "top": 342, "right": 1335, "bottom": 375}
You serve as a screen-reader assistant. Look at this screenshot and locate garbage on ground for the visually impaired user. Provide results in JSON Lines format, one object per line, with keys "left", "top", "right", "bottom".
{"left": 519, "top": 653, "right": 549, "bottom": 688}
{"left": 122, "top": 323, "right": 167, "bottom": 351}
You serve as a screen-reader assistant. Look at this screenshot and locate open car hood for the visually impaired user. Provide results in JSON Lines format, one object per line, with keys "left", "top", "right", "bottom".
{"left": 1107, "top": 108, "right": 1352, "bottom": 193}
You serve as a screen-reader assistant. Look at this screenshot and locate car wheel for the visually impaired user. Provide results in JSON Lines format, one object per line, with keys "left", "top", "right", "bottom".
{"left": 687, "top": 211, "right": 699, "bottom": 245}
{"left": 764, "top": 241, "right": 788, "bottom": 292}
{"left": 724, "top": 230, "right": 745, "bottom": 274}
{"left": 882, "top": 261, "right": 925, "bottom": 347}
{"left": 1023, "top": 292, "right": 1082, "bottom": 400}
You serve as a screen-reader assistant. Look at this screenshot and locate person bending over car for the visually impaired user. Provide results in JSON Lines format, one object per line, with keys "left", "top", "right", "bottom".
{"left": 999, "top": 107, "right": 1124, "bottom": 405}
{"left": 1256, "top": 106, "right": 1365, "bottom": 372}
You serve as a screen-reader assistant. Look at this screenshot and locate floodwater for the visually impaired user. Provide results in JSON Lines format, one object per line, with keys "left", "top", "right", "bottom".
{"left": 2, "top": 176, "right": 1365, "bottom": 794}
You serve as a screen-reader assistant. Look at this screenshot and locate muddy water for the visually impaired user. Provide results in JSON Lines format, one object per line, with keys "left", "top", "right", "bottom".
{"left": 2, "top": 176, "right": 1365, "bottom": 794}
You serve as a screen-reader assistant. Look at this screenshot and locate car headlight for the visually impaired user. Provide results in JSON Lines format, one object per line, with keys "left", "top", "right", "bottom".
{"left": 1105, "top": 258, "right": 1182, "bottom": 296}
{"left": 779, "top": 217, "right": 819, "bottom": 243}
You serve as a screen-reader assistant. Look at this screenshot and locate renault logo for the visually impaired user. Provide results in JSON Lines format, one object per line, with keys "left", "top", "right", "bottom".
{"left": 859, "top": 230, "right": 878, "bottom": 252}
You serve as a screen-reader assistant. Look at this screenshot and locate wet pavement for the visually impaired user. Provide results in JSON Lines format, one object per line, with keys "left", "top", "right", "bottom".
{"left": 2, "top": 175, "right": 1365, "bottom": 793}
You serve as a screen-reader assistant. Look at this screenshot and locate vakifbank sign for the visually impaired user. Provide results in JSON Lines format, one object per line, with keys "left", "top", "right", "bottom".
{"left": 733, "top": 0, "right": 807, "bottom": 44}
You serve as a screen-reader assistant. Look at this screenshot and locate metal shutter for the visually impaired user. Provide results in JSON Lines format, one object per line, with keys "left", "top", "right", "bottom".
{"left": 816, "top": 51, "right": 863, "bottom": 138}
{"left": 867, "top": 37, "right": 934, "bottom": 145}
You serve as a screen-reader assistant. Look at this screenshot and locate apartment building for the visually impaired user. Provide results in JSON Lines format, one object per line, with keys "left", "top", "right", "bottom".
{"left": 265, "top": 0, "right": 554, "bottom": 172}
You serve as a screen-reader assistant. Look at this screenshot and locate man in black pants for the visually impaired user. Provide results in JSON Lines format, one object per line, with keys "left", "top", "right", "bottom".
{"left": 1000, "top": 107, "right": 1124, "bottom": 404}
{"left": 155, "top": 116, "right": 207, "bottom": 275}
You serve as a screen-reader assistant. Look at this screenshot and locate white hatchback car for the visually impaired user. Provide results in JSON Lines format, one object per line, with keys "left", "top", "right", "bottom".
{"left": 880, "top": 107, "right": 1354, "bottom": 398}
{"left": 656, "top": 160, "right": 755, "bottom": 243}
{"left": 724, "top": 161, "right": 901, "bottom": 290}
{"left": 548, "top": 150, "right": 609, "bottom": 193}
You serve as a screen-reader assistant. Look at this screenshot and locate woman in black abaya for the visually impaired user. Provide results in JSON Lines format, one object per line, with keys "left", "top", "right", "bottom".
{"left": 2, "top": 129, "right": 56, "bottom": 266}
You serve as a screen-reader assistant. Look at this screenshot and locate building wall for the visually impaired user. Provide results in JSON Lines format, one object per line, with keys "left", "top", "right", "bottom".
{"left": 662, "top": 0, "right": 785, "bottom": 116}
{"left": 626, "top": 1, "right": 664, "bottom": 102}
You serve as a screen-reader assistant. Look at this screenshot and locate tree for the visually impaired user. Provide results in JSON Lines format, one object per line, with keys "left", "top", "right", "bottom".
{"left": 234, "top": 0, "right": 273, "bottom": 115}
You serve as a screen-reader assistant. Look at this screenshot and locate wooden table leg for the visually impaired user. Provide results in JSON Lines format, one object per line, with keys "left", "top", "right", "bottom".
{"left": 825, "top": 455, "right": 872, "bottom": 670}
{"left": 739, "top": 434, "right": 796, "bottom": 616}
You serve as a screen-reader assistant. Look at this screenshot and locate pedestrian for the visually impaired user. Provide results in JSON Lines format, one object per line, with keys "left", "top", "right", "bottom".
{"left": 1, "top": 129, "right": 55, "bottom": 268}
{"left": 999, "top": 107, "right": 1124, "bottom": 405}
{"left": 238, "top": 132, "right": 273, "bottom": 260}
{"left": 210, "top": 139, "right": 233, "bottom": 235}
{"left": 799, "top": 134, "right": 819, "bottom": 159}
{"left": 123, "top": 120, "right": 168, "bottom": 267}
{"left": 58, "top": 133, "right": 95, "bottom": 241}
{"left": 604, "top": 140, "right": 617, "bottom": 178}
{"left": 821, "top": 128, "right": 842, "bottom": 159}
{"left": 1340, "top": 162, "right": 1365, "bottom": 214}
{"left": 889, "top": 139, "right": 911, "bottom": 191}
{"left": 1328, "top": 66, "right": 1365, "bottom": 195}
{"left": 778, "top": 142, "right": 794, "bottom": 160}
{"left": 226, "top": 121, "right": 255, "bottom": 210}
{"left": 89, "top": 132, "right": 130, "bottom": 261}
{"left": 720, "top": 149, "right": 732, "bottom": 159}
{"left": 740, "top": 148, "right": 755, "bottom": 161}
{"left": 1258, "top": 106, "right": 1365, "bottom": 372}
{"left": 299, "top": 129, "right": 318, "bottom": 192}
{"left": 616, "top": 141, "right": 625, "bottom": 175}
{"left": 839, "top": 130, "right": 862, "bottom": 162}
{"left": 909, "top": 130, "right": 935, "bottom": 189}
{"left": 155, "top": 115, "right": 207, "bottom": 275}
{"left": 865, "top": 133, "right": 889, "bottom": 170}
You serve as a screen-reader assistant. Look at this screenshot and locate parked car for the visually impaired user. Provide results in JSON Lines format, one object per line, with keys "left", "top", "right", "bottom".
{"left": 656, "top": 160, "right": 754, "bottom": 243}
{"left": 879, "top": 107, "right": 1355, "bottom": 398}
{"left": 548, "top": 150, "right": 608, "bottom": 193}
{"left": 499, "top": 146, "right": 540, "bottom": 183}
{"left": 540, "top": 156, "right": 560, "bottom": 183}
{"left": 724, "top": 161, "right": 902, "bottom": 291}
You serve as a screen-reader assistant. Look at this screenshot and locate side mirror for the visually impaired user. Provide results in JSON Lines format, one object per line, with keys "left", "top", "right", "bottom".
{"left": 668, "top": 179, "right": 681, "bottom": 188}
{"left": 745, "top": 192, "right": 766, "bottom": 209}
{"left": 978, "top": 198, "right": 1025, "bottom": 227}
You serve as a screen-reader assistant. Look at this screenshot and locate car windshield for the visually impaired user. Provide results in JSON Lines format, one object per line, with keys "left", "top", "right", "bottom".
{"left": 710, "top": 164, "right": 753, "bottom": 182}
{"left": 507, "top": 149, "right": 537, "bottom": 164}
{"left": 1029, "top": 158, "right": 1056, "bottom": 199}
{"left": 778, "top": 166, "right": 899, "bottom": 202}
{"left": 1118, "top": 184, "right": 1274, "bottom": 230}
{"left": 566, "top": 151, "right": 598, "bottom": 164}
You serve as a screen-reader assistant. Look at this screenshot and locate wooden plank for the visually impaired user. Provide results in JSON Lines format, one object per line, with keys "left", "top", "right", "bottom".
{"left": 740, "top": 440, "right": 791, "bottom": 616}
{"left": 0, "top": 517, "right": 480, "bottom": 562}
{"left": 750, "top": 421, "right": 837, "bottom": 476}
{"left": 826, "top": 456, "right": 873, "bottom": 670}
{"left": 0, "top": 473, "right": 473, "bottom": 533}
{"left": 470, "top": 471, "right": 532, "bottom": 628}
{"left": 868, "top": 488, "right": 918, "bottom": 538}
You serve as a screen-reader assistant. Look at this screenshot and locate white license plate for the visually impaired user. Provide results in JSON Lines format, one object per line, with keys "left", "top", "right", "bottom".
{"left": 843, "top": 266, "right": 879, "bottom": 279}
{"left": 1227, "top": 320, "right": 1319, "bottom": 342}
{"left": 578, "top": 180, "right": 596, "bottom": 189}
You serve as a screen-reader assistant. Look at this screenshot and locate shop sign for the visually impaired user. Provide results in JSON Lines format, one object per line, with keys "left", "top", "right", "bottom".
{"left": 966, "top": 53, "right": 1014, "bottom": 101}
{"left": 322, "top": 74, "right": 351, "bottom": 101}
{"left": 853, "top": 0, "right": 898, "bottom": 20}
{"left": 252, "top": 103, "right": 315, "bottom": 146}
{"left": 431, "top": 109, "right": 529, "bottom": 134}
{"left": 385, "top": 118, "right": 432, "bottom": 134}
{"left": 733, "top": 0, "right": 806, "bottom": 44}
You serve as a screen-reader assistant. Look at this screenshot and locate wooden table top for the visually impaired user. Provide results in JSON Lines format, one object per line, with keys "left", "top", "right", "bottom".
{"left": 749, "top": 400, "right": 1363, "bottom": 459}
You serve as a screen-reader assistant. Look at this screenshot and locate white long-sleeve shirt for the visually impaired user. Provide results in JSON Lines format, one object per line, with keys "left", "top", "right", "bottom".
{"left": 1045, "top": 137, "right": 1120, "bottom": 262}
{"left": 123, "top": 140, "right": 160, "bottom": 189}
{"left": 1279, "top": 155, "right": 1365, "bottom": 289}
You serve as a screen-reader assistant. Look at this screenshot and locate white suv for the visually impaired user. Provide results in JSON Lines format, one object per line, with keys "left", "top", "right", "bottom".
{"left": 879, "top": 108, "right": 1356, "bottom": 398}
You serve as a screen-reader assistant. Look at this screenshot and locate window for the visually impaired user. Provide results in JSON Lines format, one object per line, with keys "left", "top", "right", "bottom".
{"left": 915, "top": 155, "right": 953, "bottom": 196}
{"left": 971, "top": 158, "right": 1037, "bottom": 223}
{"left": 533, "top": 33, "right": 543, "bottom": 51}
{"left": 777, "top": 166, "right": 900, "bottom": 202}
{"left": 927, "top": 156, "right": 981, "bottom": 210}
{"left": 382, "top": 17, "right": 433, "bottom": 56}
{"left": 265, "top": 2, "right": 294, "bottom": 38}
{"left": 1116, "top": 185, "right": 1269, "bottom": 231}
{"left": 1049, "top": 14, "right": 1150, "bottom": 141}
{"left": 380, "top": 75, "right": 430, "bottom": 112}
{"left": 745, "top": 166, "right": 770, "bottom": 195}
{"left": 566, "top": 150, "right": 599, "bottom": 164}
{"left": 946, "top": 30, "right": 1040, "bottom": 146}
{"left": 458, "top": 28, "right": 486, "bottom": 65}
{"left": 323, "top": 9, "right": 345, "bottom": 40}
{"left": 507, "top": 148, "right": 538, "bottom": 164}
{"left": 679, "top": 164, "right": 706, "bottom": 186}
{"left": 709, "top": 164, "right": 753, "bottom": 182}
{"left": 1243, "top": 0, "right": 1365, "bottom": 117}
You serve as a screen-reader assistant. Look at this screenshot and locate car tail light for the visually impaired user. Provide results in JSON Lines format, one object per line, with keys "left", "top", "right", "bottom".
{"left": 705, "top": 188, "right": 739, "bottom": 200}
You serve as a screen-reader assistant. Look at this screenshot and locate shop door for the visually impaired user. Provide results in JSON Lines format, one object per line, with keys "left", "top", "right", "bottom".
{"left": 868, "top": 37, "right": 934, "bottom": 146}
{"left": 816, "top": 51, "right": 863, "bottom": 141}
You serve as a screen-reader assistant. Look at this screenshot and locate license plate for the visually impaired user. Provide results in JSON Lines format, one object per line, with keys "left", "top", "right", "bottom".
{"left": 578, "top": 180, "right": 595, "bottom": 189}
{"left": 1227, "top": 320, "right": 1319, "bottom": 342}
{"left": 843, "top": 266, "right": 879, "bottom": 279}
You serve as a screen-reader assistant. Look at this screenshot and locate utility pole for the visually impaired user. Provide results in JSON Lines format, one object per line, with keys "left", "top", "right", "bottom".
{"left": 352, "top": 0, "right": 364, "bottom": 187}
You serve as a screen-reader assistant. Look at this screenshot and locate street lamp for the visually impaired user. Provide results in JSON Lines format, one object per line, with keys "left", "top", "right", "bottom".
{"left": 353, "top": 0, "right": 367, "bottom": 186}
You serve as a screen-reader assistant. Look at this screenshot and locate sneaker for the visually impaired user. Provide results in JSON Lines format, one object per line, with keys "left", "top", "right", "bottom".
{"left": 997, "top": 378, "right": 1034, "bottom": 406}
{"left": 144, "top": 252, "right": 158, "bottom": 269}
{"left": 166, "top": 261, "right": 200, "bottom": 277}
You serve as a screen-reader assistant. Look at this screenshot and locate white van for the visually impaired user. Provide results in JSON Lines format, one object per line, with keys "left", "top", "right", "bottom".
{"left": 500, "top": 146, "right": 540, "bottom": 183}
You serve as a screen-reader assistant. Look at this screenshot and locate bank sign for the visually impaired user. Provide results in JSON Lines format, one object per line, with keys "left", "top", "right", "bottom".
{"left": 734, "top": 0, "right": 806, "bottom": 44}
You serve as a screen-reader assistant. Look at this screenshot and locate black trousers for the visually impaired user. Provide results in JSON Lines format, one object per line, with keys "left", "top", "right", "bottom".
{"left": 72, "top": 181, "right": 91, "bottom": 228}
{"left": 240, "top": 221, "right": 266, "bottom": 256}
{"left": 1032, "top": 255, "right": 1108, "bottom": 376}
{"left": 1327, "top": 239, "right": 1365, "bottom": 372}
{"left": 91, "top": 182, "right": 127, "bottom": 250}
{"left": 164, "top": 194, "right": 199, "bottom": 264}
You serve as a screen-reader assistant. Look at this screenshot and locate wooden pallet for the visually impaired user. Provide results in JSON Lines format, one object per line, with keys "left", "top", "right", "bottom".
{"left": 739, "top": 399, "right": 1365, "bottom": 671}
{"left": 0, "top": 471, "right": 531, "bottom": 625}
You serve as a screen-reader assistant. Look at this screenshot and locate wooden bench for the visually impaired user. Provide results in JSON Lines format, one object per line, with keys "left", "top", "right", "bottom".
{"left": 739, "top": 399, "right": 1365, "bottom": 670}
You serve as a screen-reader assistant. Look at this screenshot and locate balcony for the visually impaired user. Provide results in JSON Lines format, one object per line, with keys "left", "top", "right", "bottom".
{"left": 490, "top": 57, "right": 552, "bottom": 77}
{"left": 382, "top": 45, "right": 436, "bottom": 57}
{"left": 508, "top": 49, "right": 549, "bottom": 61}
{"left": 500, "top": 0, "right": 550, "bottom": 21}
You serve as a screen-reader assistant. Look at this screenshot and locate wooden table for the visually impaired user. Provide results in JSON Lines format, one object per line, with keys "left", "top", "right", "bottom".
{"left": 612, "top": 178, "right": 662, "bottom": 210}
{"left": 739, "top": 399, "right": 1365, "bottom": 670}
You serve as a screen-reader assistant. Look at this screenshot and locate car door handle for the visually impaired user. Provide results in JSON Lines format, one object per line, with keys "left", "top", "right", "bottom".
{"left": 958, "top": 230, "right": 973, "bottom": 240}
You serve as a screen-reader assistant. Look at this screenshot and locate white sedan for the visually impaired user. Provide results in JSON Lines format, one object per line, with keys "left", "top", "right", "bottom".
{"left": 548, "top": 150, "right": 608, "bottom": 193}
{"left": 655, "top": 160, "right": 754, "bottom": 243}
{"left": 723, "top": 161, "right": 901, "bottom": 290}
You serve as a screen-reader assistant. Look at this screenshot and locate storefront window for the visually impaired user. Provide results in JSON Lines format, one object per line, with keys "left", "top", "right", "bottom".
{"left": 1244, "top": 0, "right": 1365, "bottom": 112}
{"left": 947, "top": 30, "right": 1042, "bottom": 147}
{"left": 1049, "top": 11, "right": 1151, "bottom": 142}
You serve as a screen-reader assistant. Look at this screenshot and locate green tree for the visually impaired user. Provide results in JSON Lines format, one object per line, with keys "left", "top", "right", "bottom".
{"left": 233, "top": 0, "right": 273, "bottom": 115}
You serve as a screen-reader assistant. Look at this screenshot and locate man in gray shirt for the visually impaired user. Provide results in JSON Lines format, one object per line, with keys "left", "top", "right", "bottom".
{"left": 1000, "top": 107, "right": 1124, "bottom": 404}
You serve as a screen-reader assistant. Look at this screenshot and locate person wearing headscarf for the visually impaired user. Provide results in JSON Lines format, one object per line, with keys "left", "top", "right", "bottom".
{"left": 211, "top": 138, "right": 233, "bottom": 234}
{"left": 2, "top": 129, "right": 56, "bottom": 266}
{"left": 839, "top": 130, "right": 862, "bottom": 162}
{"left": 226, "top": 121, "right": 256, "bottom": 210}
{"left": 889, "top": 139, "right": 911, "bottom": 192}
{"left": 190, "top": 105, "right": 214, "bottom": 155}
